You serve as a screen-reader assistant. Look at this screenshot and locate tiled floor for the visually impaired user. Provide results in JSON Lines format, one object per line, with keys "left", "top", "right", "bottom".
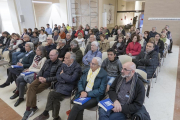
{"left": 0, "top": 45, "right": 179, "bottom": 120}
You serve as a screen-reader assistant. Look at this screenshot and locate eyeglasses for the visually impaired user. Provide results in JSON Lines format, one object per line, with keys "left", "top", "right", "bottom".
{"left": 90, "top": 62, "right": 98, "bottom": 66}
{"left": 121, "top": 67, "right": 132, "bottom": 71}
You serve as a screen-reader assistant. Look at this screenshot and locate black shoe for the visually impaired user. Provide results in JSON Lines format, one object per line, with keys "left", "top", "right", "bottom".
{"left": 0, "top": 83, "right": 10, "bottom": 88}
{"left": 13, "top": 88, "right": 17, "bottom": 93}
{"left": 10, "top": 93, "right": 19, "bottom": 99}
{"left": 14, "top": 98, "right": 24, "bottom": 107}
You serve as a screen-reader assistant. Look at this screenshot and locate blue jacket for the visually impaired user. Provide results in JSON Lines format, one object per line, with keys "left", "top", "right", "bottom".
{"left": 82, "top": 50, "right": 102, "bottom": 65}
{"left": 55, "top": 61, "right": 81, "bottom": 95}
{"left": 45, "top": 27, "right": 52, "bottom": 35}
{"left": 75, "top": 68, "right": 107, "bottom": 102}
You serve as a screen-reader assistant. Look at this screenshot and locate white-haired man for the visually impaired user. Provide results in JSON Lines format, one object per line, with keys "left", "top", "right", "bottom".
{"left": 99, "top": 62, "right": 150, "bottom": 120}
{"left": 84, "top": 34, "right": 96, "bottom": 54}
{"left": 34, "top": 52, "right": 81, "bottom": 120}
{"left": 68, "top": 57, "right": 107, "bottom": 120}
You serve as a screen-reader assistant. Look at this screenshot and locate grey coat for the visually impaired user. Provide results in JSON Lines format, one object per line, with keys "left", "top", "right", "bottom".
{"left": 30, "top": 36, "right": 39, "bottom": 45}
{"left": 101, "top": 57, "right": 122, "bottom": 77}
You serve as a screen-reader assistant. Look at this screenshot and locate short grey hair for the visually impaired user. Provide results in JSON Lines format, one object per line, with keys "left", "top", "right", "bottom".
{"left": 26, "top": 42, "right": 34, "bottom": 50}
{"left": 91, "top": 41, "right": 99, "bottom": 47}
{"left": 24, "top": 34, "right": 30, "bottom": 39}
{"left": 126, "top": 32, "right": 131, "bottom": 37}
{"left": 139, "top": 33, "right": 144, "bottom": 37}
{"left": 69, "top": 52, "right": 76, "bottom": 60}
{"left": 59, "top": 39, "right": 66, "bottom": 44}
{"left": 54, "top": 30, "right": 58, "bottom": 33}
{"left": 90, "top": 34, "right": 96, "bottom": 40}
{"left": 70, "top": 40, "right": 78, "bottom": 47}
{"left": 60, "top": 28, "right": 64, "bottom": 31}
{"left": 47, "top": 37, "right": 54, "bottom": 43}
{"left": 93, "top": 57, "right": 102, "bottom": 66}
{"left": 152, "top": 27, "right": 156, "bottom": 30}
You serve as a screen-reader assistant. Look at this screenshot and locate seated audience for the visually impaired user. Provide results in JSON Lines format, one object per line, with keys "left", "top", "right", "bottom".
{"left": 63, "top": 26, "right": 68, "bottom": 34}
{"left": 133, "top": 42, "right": 159, "bottom": 79}
{"left": 82, "top": 41, "right": 102, "bottom": 69}
{"left": 119, "top": 26, "right": 126, "bottom": 36}
{"left": 0, "top": 31, "right": 11, "bottom": 50}
{"left": 30, "top": 32, "right": 39, "bottom": 47}
{"left": 154, "top": 33, "right": 164, "bottom": 57}
{"left": 123, "top": 33, "right": 132, "bottom": 48}
{"left": 21, "top": 28, "right": 28, "bottom": 39}
{"left": 74, "top": 25, "right": 84, "bottom": 38}
{"left": 21, "top": 49, "right": 62, "bottom": 120}
{"left": 70, "top": 40, "right": 83, "bottom": 64}
{"left": 126, "top": 34, "right": 141, "bottom": 59}
{"left": 56, "top": 39, "right": 68, "bottom": 61}
{"left": 53, "top": 24, "right": 58, "bottom": 33}
{"left": 0, "top": 42, "right": 35, "bottom": 88}
{"left": 11, "top": 34, "right": 31, "bottom": 65}
{"left": 57, "top": 25, "right": 61, "bottom": 33}
{"left": 53, "top": 30, "right": 60, "bottom": 43}
{"left": 71, "top": 26, "right": 76, "bottom": 40}
{"left": 114, "top": 29, "right": 123, "bottom": 41}
{"left": 99, "top": 62, "right": 150, "bottom": 120}
{"left": 102, "top": 29, "right": 109, "bottom": 40}
{"left": 111, "top": 25, "right": 118, "bottom": 37}
{"left": 65, "top": 33, "right": 72, "bottom": 48}
{"left": 84, "top": 25, "right": 90, "bottom": 40}
{"left": 139, "top": 33, "right": 147, "bottom": 51}
{"left": 104, "top": 27, "right": 110, "bottom": 37}
{"left": 45, "top": 37, "right": 56, "bottom": 58}
{"left": 34, "top": 28, "right": 39, "bottom": 36}
{"left": 34, "top": 52, "right": 81, "bottom": 120}
{"left": 28, "top": 28, "right": 33, "bottom": 37}
{"left": 99, "top": 34, "right": 110, "bottom": 52}
{"left": 165, "top": 25, "right": 173, "bottom": 53}
{"left": 10, "top": 46, "right": 47, "bottom": 107}
{"left": 129, "top": 26, "right": 136, "bottom": 35}
{"left": 68, "top": 57, "right": 107, "bottom": 120}
{"left": 144, "top": 31, "right": 150, "bottom": 43}
{"left": 66, "top": 24, "right": 71, "bottom": 31}
{"left": 149, "top": 27, "right": 157, "bottom": 38}
{"left": 160, "top": 33, "right": 170, "bottom": 46}
{"left": 112, "top": 35, "right": 126, "bottom": 56}
{"left": 101, "top": 48, "right": 122, "bottom": 92}
{"left": 45, "top": 24, "right": 52, "bottom": 35}
{"left": 84, "top": 35, "right": 96, "bottom": 54}
{"left": 148, "top": 37, "right": 159, "bottom": 53}
{"left": 96, "top": 27, "right": 103, "bottom": 41}
{"left": 59, "top": 28, "right": 66, "bottom": 39}
{"left": 39, "top": 29, "right": 47, "bottom": 43}
{"left": 8, "top": 33, "right": 23, "bottom": 52}
{"left": 75, "top": 32, "right": 85, "bottom": 48}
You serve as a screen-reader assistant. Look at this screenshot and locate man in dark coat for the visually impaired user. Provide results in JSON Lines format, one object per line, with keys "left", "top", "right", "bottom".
{"left": 149, "top": 27, "right": 158, "bottom": 38}
{"left": 133, "top": 42, "right": 159, "bottom": 79}
{"left": 33, "top": 52, "right": 81, "bottom": 120}
{"left": 99, "top": 62, "right": 150, "bottom": 120}
{"left": 56, "top": 39, "right": 69, "bottom": 61}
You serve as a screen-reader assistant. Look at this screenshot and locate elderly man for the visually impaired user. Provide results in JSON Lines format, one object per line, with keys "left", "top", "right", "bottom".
{"left": 101, "top": 48, "right": 122, "bottom": 92}
{"left": 45, "top": 37, "right": 56, "bottom": 58}
{"left": 11, "top": 34, "right": 31, "bottom": 65}
{"left": 133, "top": 42, "right": 158, "bottom": 79}
{"left": 70, "top": 40, "right": 83, "bottom": 64}
{"left": 74, "top": 25, "right": 84, "bottom": 38}
{"left": 68, "top": 57, "right": 107, "bottom": 120}
{"left": 99, "top": 62, "right": 150, "bottom": 120}
{"left": 34, "top": 52, "right": 81, "bottom": 120}
{"left": 45, "top": 24, "right": 52, "bottom": 35}
{"left": 53, "top": 30, "right": 60, "bottom": 42}
{"left": 21, "top": 49, "right": 62, "bottom": 120}
{"left": 56, "top": 39, "right": 68, "bottom": 61}
{"left": 0, "top": 42, "right": 35, "bottom": 88}
{"left": 65, "top": 33, "right": 72, "bottom": 48}
{"left": 149, "top": 27, "right": 158, "bottom": 38}
{"left": 84, "top": 34, "right": 96, "bottom": 54}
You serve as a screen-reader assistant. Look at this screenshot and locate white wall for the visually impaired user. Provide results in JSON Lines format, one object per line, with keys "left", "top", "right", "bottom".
{"left": 0, "top": 1, "right": 15, "bottom": 34}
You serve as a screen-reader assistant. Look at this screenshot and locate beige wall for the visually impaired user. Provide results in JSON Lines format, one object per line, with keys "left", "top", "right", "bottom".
{"left": 143, "top": 0, "right": 180, "bottom": 45}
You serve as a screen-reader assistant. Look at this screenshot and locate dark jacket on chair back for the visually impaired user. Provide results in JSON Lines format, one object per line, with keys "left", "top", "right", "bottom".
{"left": 55, "top": 61, "right": 81, "bottom": 95}
{"left": 112, "top": 42, "right": 126, "bottom": 56}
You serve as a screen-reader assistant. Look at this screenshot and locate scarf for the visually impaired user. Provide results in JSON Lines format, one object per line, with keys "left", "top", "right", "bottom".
{"left": 85, "top": 68, "right": 101, "bottom": 92}
{"left": 34, "top": 55, "right": 42, "bottom": 64}
{"left": 160, "top": 38, "right": 166, "bottom": 43}
{"left": 116, "top": 73, "right": 137, "bottom": 105}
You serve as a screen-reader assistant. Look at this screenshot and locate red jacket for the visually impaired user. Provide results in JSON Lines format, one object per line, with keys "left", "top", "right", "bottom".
{"left": 74, "top": 30, "right": 84, "bottom": 37}
{"left": 126, "top": 42, "right": 141, "bottom": 56}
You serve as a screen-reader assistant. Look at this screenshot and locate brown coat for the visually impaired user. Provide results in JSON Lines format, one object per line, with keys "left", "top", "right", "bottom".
{"left": 59, "top": 32, "right": 66, "bottom": 39}
{"left": 99, "top": 39, "right": 110, "bottom": 52}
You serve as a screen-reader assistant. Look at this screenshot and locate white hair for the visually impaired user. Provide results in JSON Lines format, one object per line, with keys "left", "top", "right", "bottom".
{"left": 91, "top": 41, "right": 99, "bottom": 47}
{"left": 69, "top": 52, "right": 76, "bottom": 60}
{"left": 60, "top": 28, "right": 64, "bottom": 31}
{"left": 93, "top": 57, "right": 102, "bottom": 66}
{"left": 26, "top": 42, "right": 34, "bottom": 50}
{"left": 59, "top": 39, "right": 66, "bottom": 44}
{"left": 47, "top": 37, "right": 54, "bottom": 43}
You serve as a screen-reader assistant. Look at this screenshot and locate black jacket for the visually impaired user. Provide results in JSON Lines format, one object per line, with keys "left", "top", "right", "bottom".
{"left": 111, "top": 28, "right": 118, "bottom": 36}
{"left": 55, "top": 61, "right": 81, "bottom": 95}
{"left": 57, "top": 45, "right": 69, "bottom": 59}
{"left": 72, "top": 47, "right": 83, "bottom": 64}
{"left": 112, "top": 42, "right": 126, "bottom": 56}
{"left": 65, "top": 38, "right": 72, "bottom": 49}
{"left": 21, "top": 51, "right": 36, "bottom": 69}
{"left": 121, "top": 29, "right": 126, "bottom": 36}
{"left": 0, "top": 35, "right": 11, "bottom": 49}
{"left": 157, "top": 39, "right": 164, "bottom": 55}
{"left": 109, "top": 73, "right": 145, "bottom": 115}
{"left": 19, "top": 41, "right": 30, "bottom": 52}
{"left": 84, "top": 42, "right": 91, "bottom": 54}
{"left": 133, "top": 50, "right": 159, "bottom": 79}
{"left": 71, "top": 30, "right": 76, "bottom": 40}
{"left": 148, "top": 31, "right": 157, "bottom": 38}
{"left": 123, "top": 38, "right": 132, "bottom": 47}
{"left": 45, "top": 44, "right": 57, "bottom": 58}
{"left": 37, "top": 59, "right": 62, "bottom": 82}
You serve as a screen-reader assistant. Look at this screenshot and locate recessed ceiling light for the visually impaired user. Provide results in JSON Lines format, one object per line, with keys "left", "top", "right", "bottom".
{"left": 32, "top": 1, "right": 52, "bottom": 4}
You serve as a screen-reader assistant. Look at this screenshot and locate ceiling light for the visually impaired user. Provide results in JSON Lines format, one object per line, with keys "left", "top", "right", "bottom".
{"left": 32, "top": 1, "right": 52, "bottom": 4}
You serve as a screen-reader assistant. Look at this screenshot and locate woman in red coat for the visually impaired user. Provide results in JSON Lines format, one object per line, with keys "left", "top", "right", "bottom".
{"left": 126, "top": 34, "right": 141, "bottom": 58}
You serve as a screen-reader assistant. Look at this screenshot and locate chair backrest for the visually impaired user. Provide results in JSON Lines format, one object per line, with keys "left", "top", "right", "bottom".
{"left": 110, "top": 41, "right": 116, "bottom": 48}
{"left": 80, "top": 47, "right": 85, "bottom": 56}
{"left": 42, "top": 42, "right": 47, "bottom": 46}
{"left": 2, "top": 51, "right": 10, "bottom": 62}
{"left": 102, "top": 52, "right": 107, "bottom": 61}
{"left": 135, "top": 69, "right": 147, "bottom": 80}
{"left": 108, "top": 37, "right": 115, "bottom": 42}
{"left": 118, "top": 55, "right": 132, "bottom": 64}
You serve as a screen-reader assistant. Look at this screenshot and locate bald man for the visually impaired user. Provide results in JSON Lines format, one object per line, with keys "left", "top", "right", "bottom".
{"left": 22, "top": 49, "right": 62, "bottom": 120}
{"left": 99, "top": 62, "right": 150, "bottom": 120}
